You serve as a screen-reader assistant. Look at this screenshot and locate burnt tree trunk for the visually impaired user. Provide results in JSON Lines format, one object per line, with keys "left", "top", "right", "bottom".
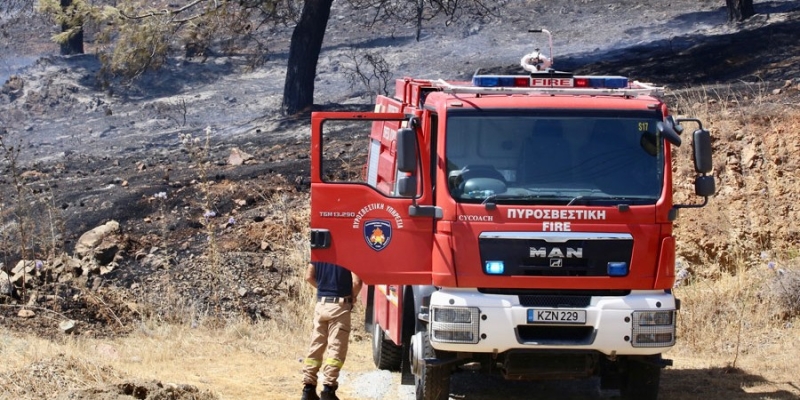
{"left": 281, "top": 0, "right": 334, "bottom": 115}
{"left": 726, "top": 0, "right": 755, "bottom": 22}
{"left": 60, "top": 0, "right": 84, "bottom": 55}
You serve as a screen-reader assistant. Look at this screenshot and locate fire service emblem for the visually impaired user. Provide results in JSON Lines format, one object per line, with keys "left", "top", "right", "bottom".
{"left": 364, "top": 220, "right": 392, "bottom": 251}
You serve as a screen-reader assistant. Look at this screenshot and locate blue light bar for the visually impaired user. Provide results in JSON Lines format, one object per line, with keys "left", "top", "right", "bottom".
{"left": 607, "top": 262, "right": 629, "bottom": 277}
{"left": 472, "top": 74, "right": 629, "bottom": 89}
{"left": 599, "top": 76, "right": 628, "bottom": 89}
{"left": 576, "top": 76, "right": 628, "bottom": 89}
{"left": 472, "top": 75, "right": 529, "bottom": 87}
{"left": 485, "top": 260, "right": 505, "bottom": 275}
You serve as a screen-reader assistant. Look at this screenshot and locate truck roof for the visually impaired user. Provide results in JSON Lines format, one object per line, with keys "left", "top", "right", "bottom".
{"left": 398, "top": 73, "right": 667, "bottom": 111}
{"left": 421, "top": 82, "right": 664, "bottom": 112}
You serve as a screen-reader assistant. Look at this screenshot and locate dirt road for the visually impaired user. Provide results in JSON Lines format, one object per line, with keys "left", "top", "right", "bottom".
{"left": 340, "top": 338, "right": 800, "bottom": 400}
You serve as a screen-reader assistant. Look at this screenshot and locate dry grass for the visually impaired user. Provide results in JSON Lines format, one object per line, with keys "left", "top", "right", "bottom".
{"left": 0, "top": 278, "right": 379, "bottom": 399}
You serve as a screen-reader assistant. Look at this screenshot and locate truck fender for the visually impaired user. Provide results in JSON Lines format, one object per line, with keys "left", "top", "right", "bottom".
{"left": 363, "top": 285, "right": 375, "bottom": 333}
{"left": 401, "top": 285, "right": 437, "bottom": 385}
{"left": 409, "top": 285, "right": 437, "bottom": 333}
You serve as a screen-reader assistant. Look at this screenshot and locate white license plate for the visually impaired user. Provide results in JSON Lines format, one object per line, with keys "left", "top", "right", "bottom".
{"left": 527, "top": 309, "right": 586, "bottom": 324}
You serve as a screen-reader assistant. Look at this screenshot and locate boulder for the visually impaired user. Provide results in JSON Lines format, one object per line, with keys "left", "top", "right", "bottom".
{"left": 74, "top": 221, "right": 121, "bottom": 265}
{"left": 12, "top": 260, "right": 36, "bottom": 275}
{"left": 59, "top": 320, "right": 77, "bottom": 334}
{"left": 228, "top": 147, "right": 254, "bottom": 166}
{"left": 0, "top": 271, "right": 12, "bottom": 295}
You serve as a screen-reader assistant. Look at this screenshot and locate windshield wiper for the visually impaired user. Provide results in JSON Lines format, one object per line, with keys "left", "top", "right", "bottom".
{"left": 482, "top": 193, "right": 568, "bottom": 209}
{"left": 482, "top": 194, "right": 497, "bottom": 210}
{"left": 567, "top": 195, "right": 650, "bottom": 207}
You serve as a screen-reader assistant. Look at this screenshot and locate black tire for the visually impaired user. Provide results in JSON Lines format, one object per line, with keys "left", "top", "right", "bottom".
{"left": 372, "top": 322, "right": 402, "bottom": 371}
{"left": 415, "top": 331, "right": 451, "bottom": 400}
{"left": 619, "top": 357, "right": 661, "bottom": 400}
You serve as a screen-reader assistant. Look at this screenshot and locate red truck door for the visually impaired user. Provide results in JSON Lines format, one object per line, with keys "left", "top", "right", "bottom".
{"left": 310, "top": 112, "right": 434, "bottom": 285}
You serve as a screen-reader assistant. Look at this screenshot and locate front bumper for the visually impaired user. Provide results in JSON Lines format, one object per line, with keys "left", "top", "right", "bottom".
{"left": 428, "top": 289, "right": 676, "bottom": 356}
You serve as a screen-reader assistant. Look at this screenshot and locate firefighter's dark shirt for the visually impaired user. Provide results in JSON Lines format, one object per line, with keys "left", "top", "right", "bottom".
{"left": 313, "top": 262, "right": 353, "bottom": 298}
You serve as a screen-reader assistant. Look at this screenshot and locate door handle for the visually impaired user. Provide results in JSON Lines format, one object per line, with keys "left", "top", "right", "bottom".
{"left": 310, "top": 229, "right": 331, "bottom": 249}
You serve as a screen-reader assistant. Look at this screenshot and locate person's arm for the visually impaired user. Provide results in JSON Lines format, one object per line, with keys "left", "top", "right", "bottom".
{"left": 305, "top": 263, "right": 318, "bottom": 288}
{"left": 351, "top": 273, "right": 363, "bottom": 301}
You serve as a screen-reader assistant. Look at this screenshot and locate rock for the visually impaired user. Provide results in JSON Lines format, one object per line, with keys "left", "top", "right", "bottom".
{"left": 12, "top": 260, "right": 35, "bottom": 275}
{"left": 0, "top": 271, "right": 12, "bottom": 295}
{"left": 26, "top": 290, "right": 38, "bottom": 306}
{"left": 59, "top": 320, "right": 77, "bottom": 334}
{"left": 228, "top": 147, "right": 254, "bottom": 166}
{"left": 18, "top": 309, "right": 35, "bottom": 318}
{"left": 11, "top": 270, "right": 33, "bottom": 286}
{"left": 238, "top": 287, "right": 248, "bottom": 297}
{"left": 74, "top": 220, "right": 121, "bottom": 265}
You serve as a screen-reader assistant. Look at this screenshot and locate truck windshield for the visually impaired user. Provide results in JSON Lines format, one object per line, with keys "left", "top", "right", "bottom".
{"left": 445, "top": 112, "right": 665, "bottom": 205}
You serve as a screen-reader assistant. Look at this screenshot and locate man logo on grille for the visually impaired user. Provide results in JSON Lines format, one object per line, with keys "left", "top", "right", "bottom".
{"left": 549, "top": 258, "right": 563, "bottom": 268}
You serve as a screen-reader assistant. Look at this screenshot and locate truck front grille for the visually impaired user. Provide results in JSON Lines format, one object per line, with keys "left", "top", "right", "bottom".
{"left": 479, "top": 232, "right": 633, "bottom": 277}
{"left": 518, "top": 295, "right": 591, "bottom": 308}
{"left": 515, "top": 325, "right": 596, "bottom": 345}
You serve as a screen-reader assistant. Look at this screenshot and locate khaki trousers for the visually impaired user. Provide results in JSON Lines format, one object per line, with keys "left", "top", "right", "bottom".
{"left": 302, "top": 300, "right": 352, "bottom": 388}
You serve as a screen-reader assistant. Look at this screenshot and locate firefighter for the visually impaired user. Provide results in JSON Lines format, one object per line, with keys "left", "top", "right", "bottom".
{"left": 301, "top": 261, "right": 363, "bottom": 400}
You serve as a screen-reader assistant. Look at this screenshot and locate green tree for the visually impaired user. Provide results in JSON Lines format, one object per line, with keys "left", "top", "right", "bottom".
{"left": 38, "top": 0, "right": 87, "bottom": 55}
{"left": 59, "top": 0, "right": 84, "bottom": 55}
{"left": 281, "top": 0, "right": 333, "bottom": 115}
{"left": 281, "top": 0, "right": 497, "bottom": 114}
{"left": 37, "top": 0, "right": 497, "bottom": 114}
{"left": 39, "top": 0, "right": 299, "bottom": 81}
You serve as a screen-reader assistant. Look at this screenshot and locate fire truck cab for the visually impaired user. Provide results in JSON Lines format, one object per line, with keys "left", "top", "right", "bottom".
{"left": 309, "top": 31, "right": 714, "bottom": 400}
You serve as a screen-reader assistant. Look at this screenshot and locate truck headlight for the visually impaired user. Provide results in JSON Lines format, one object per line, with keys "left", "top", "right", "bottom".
{"left": 631, "top": 310, "right": 676, "bottom": 348}
{"left": 430, "top": 306, "right": 480, "bottom": 344}
{"left": 636, "top": 311, "right": 674, "bottom": 326}
{"left": 433, "top": 307, "right": 474, "bottom": 324}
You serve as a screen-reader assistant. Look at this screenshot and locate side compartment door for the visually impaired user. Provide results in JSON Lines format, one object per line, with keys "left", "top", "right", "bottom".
{"left": 310, "top": 112, "right": 434, "bottom": 285}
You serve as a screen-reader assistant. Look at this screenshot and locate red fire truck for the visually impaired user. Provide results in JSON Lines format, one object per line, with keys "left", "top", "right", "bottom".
{"left": 309, "top": 30, "right": 714, "bottom": 400}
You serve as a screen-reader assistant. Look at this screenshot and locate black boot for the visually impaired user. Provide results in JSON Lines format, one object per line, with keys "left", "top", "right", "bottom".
{"left": 301, "top": 384, "right": 320, "bottom": 400}
{"left": 320, "top": 385, "right": 339, "bottom": 400}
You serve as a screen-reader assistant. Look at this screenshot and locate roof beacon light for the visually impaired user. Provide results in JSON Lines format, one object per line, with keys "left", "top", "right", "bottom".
{"left": 521, "top": 29, "right": 553, "bottom": 72}
{"left": 472, "top": 75, "right": 530, "bottom": 88}
{"left": 573, "top": 76, "right": 629, "bottom": 89}
{"left": 438, "top": 30, "right": 664, "bottom": 98}
{"left": 472, "top": 74, "right": 629, "bottom": 89}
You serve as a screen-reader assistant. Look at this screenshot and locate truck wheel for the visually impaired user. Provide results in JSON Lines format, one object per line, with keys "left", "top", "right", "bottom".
{"left": 415, "top": 331, "right": 450, "bottom": 400}
{"left": 619, "top": 357, "right": 661, "bottom": 400}
{"left": 372, "top": 322, "right": 402, "bottom": 371}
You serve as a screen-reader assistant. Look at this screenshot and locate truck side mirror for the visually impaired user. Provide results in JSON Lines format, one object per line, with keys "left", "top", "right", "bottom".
{"left": 694, "top": 175, "right": 715, "bottom": 197}
{"left": 396, "top": 174, "right": 417, "bottom": 197}
{"left": 396, "top": 128, "right": 418, "bottom": 173}
{"left": 657, "top": 121, "right": 682, "bottom": 147}
{"left": 673, "top": 118, "right": 715, "bottom": 212}
{"left": 666, "top": 115, "right": 684, "bottom": 135}
{"left": 692, "top": 128, "right": 713, "bottom": 174}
